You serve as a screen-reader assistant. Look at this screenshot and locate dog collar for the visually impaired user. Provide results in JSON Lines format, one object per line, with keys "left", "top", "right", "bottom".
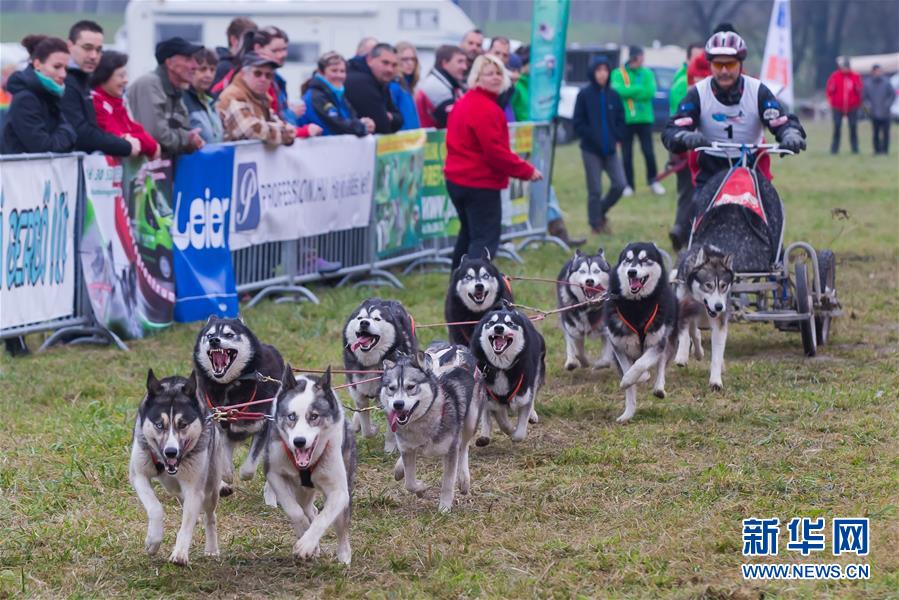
{"left": 281, "top": 438, "right": 330, "bottom": 488}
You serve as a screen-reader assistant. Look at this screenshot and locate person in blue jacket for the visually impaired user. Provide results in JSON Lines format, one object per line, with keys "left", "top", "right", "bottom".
{"left": 389, "top": 41, "right": 421, "bottom": 131}
{"left": 572, "top": 55, "right": 627, "bottom": 234}
{"left": 303, "top": 51, "right": 374, "bottom": 136}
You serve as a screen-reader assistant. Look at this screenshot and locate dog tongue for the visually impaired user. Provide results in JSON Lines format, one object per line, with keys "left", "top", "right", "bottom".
{"left": 294, "top": 446, "right": 314, "bottom": 468}
{"left": 211, "top": 350, "right": 229, "bottom": 371}
{"left": 351, "top": 334, "right": 374, "bottom": 352}
{"left": 387, "top": 411, "right": 399, "bottom": 432}
{"left": 629, "top": 277, "right": 643, "bottom": 290}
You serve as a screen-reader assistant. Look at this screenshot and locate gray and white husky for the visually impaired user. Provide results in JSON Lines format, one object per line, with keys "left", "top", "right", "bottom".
{"left": 129, "top": 369, "right": 223, "bottom": 566}
{"left": 556, "top": 248, "right": 613, "bottom": 371}
{"left": 380, "top": 346, "right": 484, "bottom": 512}
{"left": 604, "top": 243, "right": 678, "bottom": 423}
{"left": 342, "top": 298, "right": 416, "bottom": 452}
{"left": 264, "top": 366, "right": 357, "bottom": 565}
{"left": 673, "top": 245, "right": 735, "bottom": 390}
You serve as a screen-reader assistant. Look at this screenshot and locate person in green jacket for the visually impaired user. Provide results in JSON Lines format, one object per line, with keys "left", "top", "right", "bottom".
{"left": 667, "top": 43, "right": 704, "bottom": 249}
{"left": 611, "top": 46, "right": 664, "bottom": 196}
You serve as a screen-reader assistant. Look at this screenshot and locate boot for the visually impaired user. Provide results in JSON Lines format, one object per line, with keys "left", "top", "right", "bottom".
{"left": 548, "top": 218, "right": 586, "bottom": 247}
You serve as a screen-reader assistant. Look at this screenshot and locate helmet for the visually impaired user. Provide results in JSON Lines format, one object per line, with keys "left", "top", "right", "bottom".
{"left": 705, "top": 30, "right": 747, "bottom": 61}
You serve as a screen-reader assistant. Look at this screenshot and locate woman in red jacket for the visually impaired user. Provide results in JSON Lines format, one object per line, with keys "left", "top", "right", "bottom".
{"left": 91, "top": 50, "right": 159, "bottom": 159}
{"left": 444, "top": 53, "right": 542, "bottom": 269}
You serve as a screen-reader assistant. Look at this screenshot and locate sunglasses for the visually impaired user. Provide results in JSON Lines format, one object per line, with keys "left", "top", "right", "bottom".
{"left": 251, "top": 69, "right": 274, "bottom": 80}
{"left": 711, "top": 60, "right": 740, "bottom": 71}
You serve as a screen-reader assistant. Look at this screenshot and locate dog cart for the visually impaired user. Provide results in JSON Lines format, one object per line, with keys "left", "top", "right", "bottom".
{"left": 689, "top": 142, "right": 842, "bottom": 356}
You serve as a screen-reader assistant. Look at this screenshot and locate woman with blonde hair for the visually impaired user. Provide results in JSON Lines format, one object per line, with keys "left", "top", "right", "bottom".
{"left": 389, "top": 41, "right": 420, "bottom": 130}
{"left": 444, "top": 53, "right": 542, "bottom": 268}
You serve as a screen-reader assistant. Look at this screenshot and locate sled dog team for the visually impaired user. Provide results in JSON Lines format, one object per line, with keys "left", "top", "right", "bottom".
{"left": 131, "top": 242, "right": 734, "bottom": 566}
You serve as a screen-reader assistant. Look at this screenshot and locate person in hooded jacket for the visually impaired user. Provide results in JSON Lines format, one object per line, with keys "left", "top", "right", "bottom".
{"left": 303, "top": 51, "right": 374, "bottom": 136}
{"left": 1, "top": 35, "right": 76, "bottom": 154}
{"left": 573, "top": 55, "right": 627, "bottom": 234}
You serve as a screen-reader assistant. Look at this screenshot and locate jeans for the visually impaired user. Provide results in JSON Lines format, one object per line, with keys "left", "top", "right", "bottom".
{"left": 872, "top": 118, "right": 890, "bottom": 154}
{"left": 581, "top": 148, "right": 626, "bottom": 227}
{"left": 547, "top": 186, "right": 562, "bottom": 222}
{"left": 447, "top": 180, "right": 502, "bottom": 269}
{"left": 621, "top": 122, "right": 659, "bottom": 188}
{"left": 831, "top": 109, "right": 859, "bottom": 153}
{"left": 671, "top": 152, "right": 694, "bottom": 245}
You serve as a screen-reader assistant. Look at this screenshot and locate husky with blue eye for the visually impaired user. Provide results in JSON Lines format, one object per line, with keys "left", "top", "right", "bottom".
{"left": 129, "top": 369, "right": 223, "bottom": 566}
{"left": 264, "top": 366, "right": 356, "bottom": 565}
{"left": 556, "top": 248, "right": 613, "bottom": 371}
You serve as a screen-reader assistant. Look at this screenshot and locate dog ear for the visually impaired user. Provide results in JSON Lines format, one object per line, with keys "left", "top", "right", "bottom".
{"left": 206, "top": 314, "right": 216, "bottom": 325}
{"left": 147, "top": 369, "right": 163, "bottom": 395}
{"left": 413, "top": 349, "right": 428, "bottom": 370}
{"left": 320, "top": 366, "right": 332, "bottom": 390}
{"left": 382, "top": 358, "right": 396, "bottom": 371}
{"left": 723, "top": 253, "right": 734, "bottom": 271}
{"left": 237, "top": 315, "right": 246, "bottom": 325}
{"left": 597, "top": 247, "right": 605, "bottom": 259}
{"left": 574, "top": 249, "right": 583, "bottom": 260}
{"left": 281, "top": 364, "right": 297, "bottom": 391}
{"left": 183, "top": 370, "right": 197, "bottom": 401}
{"left": 482, "top": 247, "right": 491, "bottom": 262}
{"left": 695, "top": 246, "right": 705, "bottom": 265}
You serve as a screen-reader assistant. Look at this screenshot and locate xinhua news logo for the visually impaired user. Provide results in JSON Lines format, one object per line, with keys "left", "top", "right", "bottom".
{"left": 741, "top": 517, "right": 870, "bottom": 580}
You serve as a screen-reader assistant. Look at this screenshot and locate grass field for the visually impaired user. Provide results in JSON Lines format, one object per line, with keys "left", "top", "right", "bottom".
{"left": 1, "top": 122, "right": 897, "bottom": 599}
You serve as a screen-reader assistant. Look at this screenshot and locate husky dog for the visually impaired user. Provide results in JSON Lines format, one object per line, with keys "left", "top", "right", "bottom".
{"left": 265, "top": 366, "right": 356, "bottom": 565}
{"left": 423, "top": 339, "right": 478, "bottom": 377}
{"left": 444, "top": 252, "right": 513, "bottom": 346}
{"left": 556, "top": 248, "right": 613, "bottom": 371}
{"left": 342, "top": 298, "right": 417, "bottom": 451}
{"left": 380, "top": 351, "right": 482, "bottom": 512}
{"left": 471, "top": 307, "right": 545, "bottom": 445}
{"left": 129, "top": 370, "right": 223, "bottom": 565}
{"left": 604, "top": 243, "right": 678, "bottom": 423}
{"left": 193, "top": 316, "right": 285, "bottom": 493}
{"left": 673, "top": 245, "right": 735, "bottom": 390}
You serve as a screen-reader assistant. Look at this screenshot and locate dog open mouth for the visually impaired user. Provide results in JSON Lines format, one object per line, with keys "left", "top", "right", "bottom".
{"left": 352, "top": 332, "right": 380, "bottom": 352}
{"left": 584, "top": 284, "right": 605, "bottom": 299}
{"left": 468, "top": 289, "right": 488, "bottom": 304}
{"left": 207, "top": 348, "right": 237, "bottom": 377}
{"left": 704, "top": 301, "right": 719, "bottom": 318}
{"left": 387, "top": 403, "right": 418, "bottom": 432}
{"left": 163, "top": 457, "right": 180, "bottom": 475}
{"left": 628, "top": 275, "right": 649, "bottom": 294}
{"left": 489, "top": 334, "right": 514, "bottom": 354}
{"left": 293, "top": 438, "right": 318, "bottom": 469}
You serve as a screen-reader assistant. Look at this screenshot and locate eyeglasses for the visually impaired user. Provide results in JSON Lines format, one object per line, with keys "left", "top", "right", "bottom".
{"left": 710, "top": 59, "right": 740, "bottom": 72}
{"left": 251, "top": 69, "right": 274, "bottom": 80}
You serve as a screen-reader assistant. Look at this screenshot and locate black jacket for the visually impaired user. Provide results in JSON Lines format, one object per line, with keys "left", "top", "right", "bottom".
{"left": 212, "top": 47, "right": 235, "bottom": 90}
{"left": 573, "top": 80, "right": 626, "bottom": 156}
{"left": 305, "top": 76, "right": 368, "bottom": 136}
{"left": 1, "top": 67, "right": 76, "bottom": 154}
{"left": 344, "top": 59, "right": 403, "bottom": 134}
{"left": 62, "top": 66, "right": 132, "bottom": 156}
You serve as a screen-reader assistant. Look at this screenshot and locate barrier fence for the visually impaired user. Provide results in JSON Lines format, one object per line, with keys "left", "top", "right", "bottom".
{"left": 0, "top": 122, "right": 555, "bottom": 350}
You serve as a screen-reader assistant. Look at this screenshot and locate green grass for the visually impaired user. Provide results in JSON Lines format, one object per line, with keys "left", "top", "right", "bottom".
{"left": 1, "top": 122, "right": 898, "bottom": 598}
{"left": 0, "top": 13, "right": 124, "bottom": 45}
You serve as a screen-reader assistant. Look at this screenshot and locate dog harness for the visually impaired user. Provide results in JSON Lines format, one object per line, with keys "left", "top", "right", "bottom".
{"left": 281, "top": 439, "right": 330, "bottom": 488}
{"left": 203, "top": 372, "right": 273, "bottom": 423}
{"left": 616, "top": 303, "right": 660, "bottom": 348}
{"left": 478, "top": 365, "right": 525, "bottom": 405}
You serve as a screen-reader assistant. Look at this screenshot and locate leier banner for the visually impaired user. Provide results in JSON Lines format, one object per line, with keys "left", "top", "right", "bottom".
{"left": 418, "top": 129, "right": 459, "bottom": 240}
{"left": 374, "top": 130, "right": 426, "bottom": 257}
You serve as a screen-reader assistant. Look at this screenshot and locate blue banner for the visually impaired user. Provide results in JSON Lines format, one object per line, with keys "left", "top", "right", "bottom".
{"left": 528, "top": 0, "right": 570, "bottom": 121}
{"left": 171, "top": 145, "right": 239, "bottom": 322}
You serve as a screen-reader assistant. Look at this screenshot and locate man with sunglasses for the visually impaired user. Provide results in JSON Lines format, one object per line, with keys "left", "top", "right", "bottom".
{"left": 129, "top": 36, "right": 206, "bottom": 156}
{"left": 662, "top": 26, "right": 806, "bottom": 204}
{"left": 62, "top": 20, "right": 139, "bottom": 157}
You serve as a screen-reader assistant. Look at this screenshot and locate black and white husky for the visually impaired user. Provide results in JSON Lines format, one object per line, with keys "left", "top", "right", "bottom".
{"left": 471, "top": 307, "right": 545, "bottom": 444}
{"left": 193, "top": 316, "right": 285, "bottom": 493}
{"left": 444, "top": 252, "right": 513, "bottom": 346}
{"left": 380, "top": 345, "right": 484, "bottom": 512}
{"left": 605, "top": 243, "right": 678, "bottom": 423}
{"left": 129, "top": 370, "right": 223, "bottom": 565}
{"left": 264, "top": 366, "right": 357, "bottom": 565}
{"left": 556, "top": 248, "right": 613, "bottom": 371}
{"left": 673, "top": 245, "right": 735, "bottom": 390}
{"left": 342, "top": 298, "right": 417, "bottom": 451}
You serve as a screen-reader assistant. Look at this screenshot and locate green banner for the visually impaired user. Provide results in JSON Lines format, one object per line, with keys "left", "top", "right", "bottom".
{"left": 528, "top": 0, "right": 570, "bottom": 121}
{"left": 502, "top": 123, "right": 535, "bottom": 227}
{"left": 374, "top": 130, "right": 427, "bottom": 258}
{"left": 418, "top": 129, "right": 459, "bottom": 239}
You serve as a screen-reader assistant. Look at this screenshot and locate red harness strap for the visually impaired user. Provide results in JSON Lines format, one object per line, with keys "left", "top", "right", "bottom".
{"left": 616, "top": 303, "right": 660, "bottom": 344}
{"left": 205, "top": 383, "right": 272, "bottom": 422}
{"left": 485, "top": 372, "right": 525, "bottom": 405}
{"left": 280, "top": 439, "right": 330, "bottom": 488}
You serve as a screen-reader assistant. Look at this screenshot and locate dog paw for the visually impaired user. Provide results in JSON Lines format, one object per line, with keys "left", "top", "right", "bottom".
{"left": 293, "top": 536, "right": 320, "bottom": 560}
{"left": 352, "top": 412, "right": 362, "bottom": 433}
{"left": 653, "top": 388, "right": 666, "bottom": 399}
{"left": 406, "top": 480, "right": 428, "bottom": 496}
{"left": 169, "top": 548, "right": 189, "bottom": 566}
{"left": 336, "top": 546, "right": 352, "bottom": 565}
{"left": 238, "top": 464, "right": 255, "bottom": 481}
{"left": 528, "top": 408, "right": 539, "bottom": 424}
{"left": 564, "top": 360, "right": 578, "bottom": 371}
{"left": 219, "top": 483, "right": 234, "bottom": 498}
{"left": 510, "top": 431, "right": 527, "bottom": 442}
{"left": 383, "top": 439, "right": 397, "bottom": 454}
{"left": 693, "top": 347, "right": 704, "bottom": 360}
{"left": 592, "top": 359, "right": 612, "bottom": 370}
{"left": 458, "top": 474, "right": 471, "bottom": 495}
{"left": 674, "top": 358, "right": 688, "bottom": 368}
{"left": 204, "top": 547, "right": 220, "bottom": 557}
{"left": 363, "top": 424, "right": 379, "bottom": 439}
{"left": 144, "top": 536, "right": 162, "bottom": 556}
{"left": 438, "top": 501, "right": 453, "bottom": 513}
{"left": 709, "top": 380, "right": 723, "bottom": 392}
{"left": 615, "top": 413, "right": 633, "bottom": 424}
{"left": 475, "top": 436, "right": 491, "bottom": 447}
{"left": 393, "top": 458, "right": 405, "bottom": 481}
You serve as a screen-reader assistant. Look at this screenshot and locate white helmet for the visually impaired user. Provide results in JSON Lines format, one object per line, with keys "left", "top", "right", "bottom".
{"left": 705, "top": 30, "right": 748, "bottom": 61}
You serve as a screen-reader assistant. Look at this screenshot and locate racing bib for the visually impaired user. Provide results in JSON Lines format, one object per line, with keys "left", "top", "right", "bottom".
{"left": 697, "top": 75, "right": 764, "bottom": 158}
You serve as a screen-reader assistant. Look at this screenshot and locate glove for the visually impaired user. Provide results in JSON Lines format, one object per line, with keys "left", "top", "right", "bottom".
{"left": 779, "top": 130, "right": 806, "bottom": 153}
{"left": 676, "top": 130, "right": 708, "bottom": 150}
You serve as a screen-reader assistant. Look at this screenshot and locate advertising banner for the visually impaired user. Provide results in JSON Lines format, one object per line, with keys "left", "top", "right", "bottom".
{"left": 229, "top": 136, "right": 376, "bottom": 250}
{"left": 0, "top": 156, "right": 78, "bottom": 329}
{"left": 760, "top": 0, "right": 794, "bottom": 109}
{"left": 374, "top": 130, "right": 426, "bottom": 257}
{"left": 502, "top": 124, "right": 535, "bottom": 227}
{"left": 418, "top": 129, "right": 459, "bottom": 240}
{"left": 529, "top": 0, "right": 571, "bottom": 121}
{"left": 171, "top": 145, "right": 239, "bottom": 322}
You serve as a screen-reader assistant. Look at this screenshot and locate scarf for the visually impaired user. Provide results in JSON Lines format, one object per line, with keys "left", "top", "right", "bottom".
{"left": 315, "top": 74, "right": 345, "bottom": 104}
{"left": 35, "top": 70, "right": 65, "bottom": 97}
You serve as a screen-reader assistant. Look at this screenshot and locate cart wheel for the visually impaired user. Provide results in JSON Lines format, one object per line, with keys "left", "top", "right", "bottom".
{"left": 815, "top": 249, "right": 836, "bottom": 345}
{"left": 794, "top": 262, "right": 817, "bottom": 357}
